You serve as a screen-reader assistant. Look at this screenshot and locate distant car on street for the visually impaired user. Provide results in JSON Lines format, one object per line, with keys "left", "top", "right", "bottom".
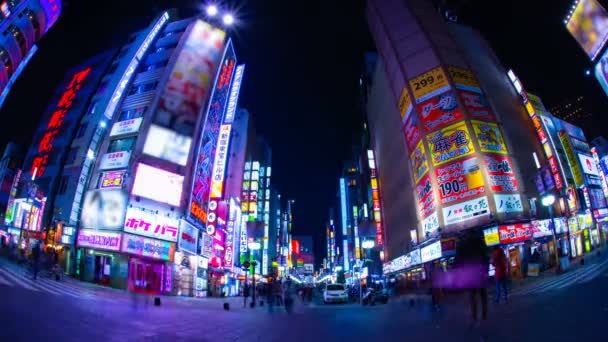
{"left": 323, "top": 283, "right": 348, "bottom": 304}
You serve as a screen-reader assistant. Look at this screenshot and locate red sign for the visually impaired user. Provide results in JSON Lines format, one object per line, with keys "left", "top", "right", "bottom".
{"left": 482, "top": 154, "right": 518, "bottom": 192}
{"left": 548, "top": 157, "right": 563, "bottom": 190}
{"left": 441, "top": 238, "right": 456, "bottom": 254}
{"left": 403, "top": 112, "right": 421, "bottom": 153}
{"left": 31, "top": 67, "right": 92, "bottom": 177}
{"left": 434, "top": 157, "right": 485, "bottom": 205}
{"left": 417, "top": 91, "right": 464, "bottom": 133}
{"left": 415, "top": 174, "right": 435, "bottom": 218}
{"left": 531, "top": 115, "right": 542, "bottom": 131}
{"left": 292, "top": 240, "right": 300, "bottom": 255}
{"left": 459, "top": 90, "right": 496, "bottom": 122}
{"left": 498, "top": 223, "right": 532, "bottom": 244}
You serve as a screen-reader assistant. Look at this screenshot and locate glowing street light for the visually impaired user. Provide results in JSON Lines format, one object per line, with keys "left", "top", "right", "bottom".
{"left": 248, "top": 241, "right": 261, "bottom": 250}
{"left": 206, "top": 4, "right": 218, "bottom": 16}
{"left": 541, "top": 193, "right": 561, "bottom": 273}
{"left": 222, "top": 13, "right": 234, "bottom": 25}
{"left": 541, "top": 194, "right": 556, "bottom": 207}
{"left": 362, "top": 240, "right": 375, "bottom": 249}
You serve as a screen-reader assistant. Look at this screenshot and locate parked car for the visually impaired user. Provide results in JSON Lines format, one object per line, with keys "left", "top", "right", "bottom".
{"left": 323, "top": 283, "right": 348, "bottom": 304}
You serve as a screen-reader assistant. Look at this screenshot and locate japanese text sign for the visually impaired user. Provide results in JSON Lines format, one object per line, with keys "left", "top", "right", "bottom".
{"left": 459, "top": 90, "right": 496, "bottom": 122}
{"left": 427, "top": 121, "right": 475, "bottom": 166}
{"left": 472, "top": 121, "right": 508, "bottom": 154}
{"left": 409, "top": 67, "right": 450, "bottom": 102}
{"left": 123, "top": 207, "right": 179, "bottom": 242}
{"left": 448, "top": 66, "right": 480, "bottom": 91}
{"left": 410, "top": 139, "right": 429, "bottom": 183}
{"left": 442, "top": 196, "right": 490, "bottom": 226}
{"left": 482, "top": 154, "right": 518, "bottom": 192}
{"left": 122, "top": 233, "right": 175, "bottom": 261}
{"left": 498, "top": 223, "right": 532, "bottom": 244}
{"left": 417, "top": 91, "right": 464, "bottom": 133}
{"left": 416, "top": 174, "right": 436, "bottom": 218}
{"left": 435, "top": 156, "right": 485, "bottom": 205}
{"left": 559, "top": 130, "right": 584, "bottom": 187}
{"left": 494, "top": 194, "right": 523, "bottom": 214}
{"left": 77, "top": 229, "right": 121, "bottom": 251}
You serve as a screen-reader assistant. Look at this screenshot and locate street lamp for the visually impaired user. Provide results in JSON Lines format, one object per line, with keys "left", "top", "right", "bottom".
{"left": 247, "top": 241, "right": 261, "bottom": 307}
{"left": 222, "top": 13, "right": 234, "bottom": 26}
{"left": 541, "top": 194, "right": 561, "bottom": 273}
{"left": 206, "top": 4, "right": 218, "bottom": 16}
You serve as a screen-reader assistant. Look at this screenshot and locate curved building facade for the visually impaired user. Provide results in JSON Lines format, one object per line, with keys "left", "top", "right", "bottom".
{"left": 0, "top": 0, "right": 61, "bottom": 107}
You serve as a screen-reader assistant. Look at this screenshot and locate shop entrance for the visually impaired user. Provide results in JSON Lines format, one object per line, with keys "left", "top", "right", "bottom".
{"left": 94, "top": 255, "right": 112, "bottom": 286}
{"left": 508, "top": 246, "right": 522, "bottom": 279}
{"left": 128, "top": 258, "right": 164, "bottom": 294}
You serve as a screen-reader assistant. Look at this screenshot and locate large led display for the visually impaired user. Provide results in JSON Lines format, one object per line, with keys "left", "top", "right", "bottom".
{"left": 566, "top": 0, "right": 608, "bottom": 60}
{"left": 143, "top": 124, "right": 192, "bottom": 166}
{"left": 131, "top": 163, "right": 184, "bottom": 206}
{"left": 594, "top": 48, "right": 608, "bottom": 95}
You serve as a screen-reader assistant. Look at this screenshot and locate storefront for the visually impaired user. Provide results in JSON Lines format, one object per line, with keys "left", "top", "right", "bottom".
{"left": 172, "top": 219, "right": 199, "bottom": 297}
{"left": 76, "top": 229, "right": 128, "bottom": 289}
{"left": 530, "top": 219, "right": 558, "bottom": 271}
{"left": 122, "top": 233, "right": 175, "bottom": 295}
{"left": 593, "top": 208, "right": 608, "bottom": 244}
{"left": 485, "top": 223, "right": 533, "bottom": 279}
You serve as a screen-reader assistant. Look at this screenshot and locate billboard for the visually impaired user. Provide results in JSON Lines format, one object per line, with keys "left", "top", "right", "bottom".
{"left": 131, "top": 163, "right": 184, "bottom": 207}
{"left": 458, "top": 90, "right": 496, "bottom": 122}
{"left": 99, "top": 170, "right": 126, "bottom": 189}
{"left": 434, "top": 156, "right": 485, "bottom": 205}
{"left": 498, "top": 223, "right": 532, "bottom": 244}
{"left": 566, "top": 0, "right": 608, "bottom": 60}
{"left": 559, "top": 130, "right": 584, "bottom": 187}
{"left": 110, "top": 118, "right": 143, "bottom": 137}
{"left": 80, "top": 189, "right": 127, "bottom": 230}
{"left": 427, "top": 121, "right": 475, "bottom": 166}
{"left": 408, "top": 67, "right": 450, "bottom": 102}
{"left": 77, "top": 229, "right": 122, "bottom": 252}
{"left": 579, "top": 154, "right": 600, "bottom": 175}
{"left": 471, "top": 121, "right": 508, "bottom": 154}
{"left": 189, "top": 39, "right": 236, "bottom": 229}
{"left": 447, "top": 66, "right": 481, "bottom": 92}
{"left": 99, "top": 151, "right": 131, "bottom": 171}
{"left": 403, "top": 109, "right": 421, "bottom": 153}
{"left": 178, "top": 219, "right": 198, "bottom": 255}
{"left": 415, "top": 174, "right": 436, "bottom": 218}
{"left": 122, "top": 233, "right": 175, "bottom": 261}
{"left": 123, "top": 207, "right": 179, "bottom": 242}
{"left": 422, "top": 211, "right": 439, "bottom": 237}
{"left": 210, "top": 124, "right": 232, "bottom": 198}
{"left": 494, "top": 194, "right": 523, "bottom": 214}
{"left": 410, "top": 139, "right": 429, "bottom": 183}
{"left": 483, "top": 154, "right": 518, "bottom": 192}
{"left": 442, "top": 196, "right": 490, "bottom": 226}
{"left": 417, "top": 91, "right": 463, "bottom": 133}
{"left": 143, "top": 124, "right": 192, "bottom": 166}
{"left": 420, "top": 240, "right": 442, "bottom": 263}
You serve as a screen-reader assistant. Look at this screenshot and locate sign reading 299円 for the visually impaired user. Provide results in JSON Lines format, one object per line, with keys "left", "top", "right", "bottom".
{"left": 427, "top": 121, "right": 475, "bottom": 166}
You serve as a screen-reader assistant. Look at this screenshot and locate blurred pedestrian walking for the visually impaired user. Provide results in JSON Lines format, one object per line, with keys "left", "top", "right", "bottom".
{"left": 492, "top": 245, "right": 508, "bottom": 304}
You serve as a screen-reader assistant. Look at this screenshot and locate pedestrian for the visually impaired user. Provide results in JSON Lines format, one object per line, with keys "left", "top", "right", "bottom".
{"left": 455, "top": 230, "right": 489, "bottom": 329}
{"left": 492, "top": 245, "right": 508, "bottom": 304}
{"left": 243, "top": 283, "right": 250, "bottom": 308}
{"left": 31, "top": 242, "right": 41, "bottom": 280}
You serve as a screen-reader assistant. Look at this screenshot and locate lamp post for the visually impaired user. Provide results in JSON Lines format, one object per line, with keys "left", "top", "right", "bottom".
{"left": 248, "top": 241, "right": 261, "bottom": 307}
{"left": 542, "top": 194, "right": 561, "bottom": 273}
{"left": 361, "top": 240, "right": 375, "bottom": 305}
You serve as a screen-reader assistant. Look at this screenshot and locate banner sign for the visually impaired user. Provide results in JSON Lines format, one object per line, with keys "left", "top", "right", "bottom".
{"left": 398, "top": 88, "right": 412, "bottom": 121}
{"left": 442, "top": 196, "right": 490, "bottom": 226}
{"left": 579, "top": 154, "right": 600, "bottom": 176}
{"left": 409, "top": 67, "right": 450, "bottom": 102}
{"left": 482, "top": 154, "right": 519, "bottom": 193}
{"left": 498, "top": 223, "right": 532, "bottom": 244}
{"left": 483, "top": 226, "right": 500, "bottom": 246}
{"left": 448, "top": 66, "right": 480, "bottom": 92}
{"left": 99, "top": 170, "right": 126, "bottom": 189}
{"left": 553, "top": 217, "right": 568, "bottom": 234}
{"left": 178, "top": 219, "right": 198, "bottom": 255}
{"left": 422, "top": 211, "right": 439, "bottom": 238}
{"left": 417, "top": 91, "right": 463, "bottom": 133}
{"left": 471, "top": 120, "right": 508, "bottom": 154}
{"left": 427, "top": 121, "right": 475, "bottom": 166}
{"left": 110, "top": 118, "right": 143, "bottom": 137}
{"left": 415, "top": 174, "right": 436, "bottom": 218}
{"left": 122, "top": 233, "right": 175, "bottom": 261}
{"left": 77, "top": 229, "right": 122, "bottom": 251}
{"left": 123, "top": 207, "right": 179, "bottom": 242}
{"left": 403, "top": 110, "right": 421, "bottom": 153}
{"left": 459, "top": 90, "right": 496, "bottom": 122}
{"left": 99, "top": 151, "right": 131, "bottom": 171}
{"left": 531, "top": 219, "right": 553, "bottom": 238}
{"left": 559, "top": 130, "right": 584, "bottom": 187}
{"left": 548, "top": 156, "right": 564, "bottom": 190}
{"left": 434, "top": 156, "right": 485, "bottom": 205}
{"left": 410, "top": 139, "right": 429, "bottom": 183}
{"left": 420, "top": 240, "right": 442, "bottom": 263}
{"left": 494, "top": 194, "right": 523, "bottom": 214}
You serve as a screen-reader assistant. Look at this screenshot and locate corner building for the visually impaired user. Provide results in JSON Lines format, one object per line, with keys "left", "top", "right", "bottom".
{"left": 366, "top": 0, "right": 549, "bottom": 275}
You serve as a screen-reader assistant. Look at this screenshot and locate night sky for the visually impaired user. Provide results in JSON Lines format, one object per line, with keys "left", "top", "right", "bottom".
{"left": 1, "top": 0, "right": 607, "bottom": 264}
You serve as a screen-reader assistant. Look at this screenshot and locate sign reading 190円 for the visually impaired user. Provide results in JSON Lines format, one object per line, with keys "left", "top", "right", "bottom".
{"left": 409, "top": 67, "right": 450, "bottom": 102}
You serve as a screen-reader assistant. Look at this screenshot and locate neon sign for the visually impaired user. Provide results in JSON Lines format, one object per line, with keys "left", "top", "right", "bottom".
{"left": 224, "top": 64, "right": 245, "bottom": 124}
{"left": 368, "top": 150, "right": 384, "bottom": 247}
{"left": 31, "top": 66, "right": 92, "bottom": 177}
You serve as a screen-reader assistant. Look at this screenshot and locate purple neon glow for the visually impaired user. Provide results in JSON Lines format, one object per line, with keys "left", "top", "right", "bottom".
{"left": 39, "top": 0, "right": 62, "bottom": 32}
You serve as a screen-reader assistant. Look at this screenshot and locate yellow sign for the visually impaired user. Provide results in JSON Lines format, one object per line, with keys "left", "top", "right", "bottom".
{"left": 447, "top": 66, "right": 480, "bottom": 90}
{"left": 525, "top": 102, "right": 535, "bottom": 117}
{"left": 409, "top": 67, "right": 449, "bottom": 101}
{"left": 559, "top": 130, "right": 584, "bottom": 187}
{"left": 471, "top": 120, "right": 508, "bottom": 154}
{"left": 426, "top": 121, "right": 475, "bottom": 166}
{"left": 398, "top": 88, "right": 412, "bottom": 120}
{"left": 410, "top": 139, "right": 429, "bottom": 183}
{"left": 483, "top": 227, "right": 500, "bottom": 246}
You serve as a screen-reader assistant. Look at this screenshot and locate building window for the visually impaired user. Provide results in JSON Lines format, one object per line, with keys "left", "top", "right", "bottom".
{"left": 76, "top": 122, "right": 88, "bottom": 138}
{"left": 7, "top": 25, "right": 27, "bottom": 56}
{"left": 107, "top": 137, "right": 136, "bottom": 153}
{"left": 0, "top": 47, "right": 13, "bottom": 77}
{"left": 58, "top": 176, "right": 69, "bottom": 194}
{"left": 118, "top": 106, "right": 147, "bottom": 121}
{"left": 23, "top": 8, "right": 40, "bottom": 40}
{"left": 65, "top": 147, "right": 78, "bottom": 165}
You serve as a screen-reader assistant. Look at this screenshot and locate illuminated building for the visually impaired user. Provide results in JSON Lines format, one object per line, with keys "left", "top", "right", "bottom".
{"left": 548, "top": 96, "right": 594, "bottom": 124}
{"left": 0, "top": 0, "right": 62, "bottom": 109}
{"left": 591, "top": 136, "right": 608, "bottom": 158}
{"left": 366, "top": 0, "right": 560, "bottom": 278}
{"left": 0, "top": 142, "right": 22, "bottom": 223}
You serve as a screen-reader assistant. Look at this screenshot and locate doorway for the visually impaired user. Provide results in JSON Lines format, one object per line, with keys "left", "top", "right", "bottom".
{"left": 94, "top": 255, "right": 112, "bottom": 286}
{"left": 128, "top": 257, "right": 164, "bottom": 294}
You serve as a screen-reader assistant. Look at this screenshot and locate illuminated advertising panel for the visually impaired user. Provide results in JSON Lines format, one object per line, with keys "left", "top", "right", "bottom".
{"left": 402, "top": 110, "right": 421, "bottom": 153}
{"left": 427, "top": 121, "right": 475, "bottom": 166}
{"left": 30, "top": 67, "right": 92, "bottom": 177}
{"left": 554, "top": 217, "right": 568, "bottom": 234}
{"left": 99, "top": 170, "right": 126, "bottom": 189}
{"left": 578, "top": 154, "right": 600, "bottom": 176}
{"left": 77, "top": 229, "right": 122, "bottom": 251}
{"left": 123, "top": 207, "right": 179, "bottom": 242}
{"left": 398, "top": 88, "right": 412, "bottom": 121}
{"left": 422, "top": 211, "right": 439, "bottom": 237}
{"left": 416, "top": 174, "right": 436, "bottom": 218}
{"left": 99, "top": 151, "right": 131, "bottom": 171}
{"left": 458, "top": 90, "right": 496, "bottom": 122}
{"left": 566, "top": 0, "right": 608, "bottom": 60}
{"left": 498, "top": 223, "right": 532, "bottom": 244}
{"left": 369, "top": 149, "right": 384, "bottom": 246}
{"left": 417, "top": 91, "right": 464, "bottom": 133}
{"left": 494, "top": 194, "right": 523, "bottom": 214}
{"left": 122, "top": 233, "right": 175, "bottom": 261}
{"left": 224, "top": 64, "right": 245, "bottom": 124}
{"left": 591, "top": 147, "right": 608, "bottom": 199}
{"left": 409, "top": 67, "right": 450, "bottom": 102}
{"left": 131, "top": 163, "right": 184, "bottom": 207}
{"left": 80, "top": 189, "right": 127, "bottom": 230}
{"left": 482, "top": 154, "right": 518, "bottom": 192}
{"left": 224, "top": 197, "right": 241, "bottom": 269}
{"left": 588, "top": 187, "right": 607, "bottom": 208}
{"left": 594, "top": 48, "right": 608, "bottom": 95}
{"left": 483, "top": 226, "right": 500, "bottom": 246}
{"left": 420, "top": 240, "right": 442, "bottom": 263}
{"left": 110, "top": 118, "right": 143, "bottom": 137}
{"left": 178, "top": 219, "right": 198, "bottom": 255}
{"left": 447, "top": 66, "right": 481, "bottom": 92}
{"left": 340, "top": 178, "right": 348, "bottom": 235}
{"left": 190, "top": 39, "right": 236, "bottom": 229}
{"left": 559, "top": 130, "right": 584, "bottom": 187}
{"left": 210, "top": 124, "right": 232, "bottom": 198}
{"left": 542, "top": 167, "right": 556, "bottom": 191}
{"left": 143, "top": 125, "right": 192, "bottom": 166}
{"left": 471, "top": 121, "right": 508, "bottom": 154}
{"left": 434, "top": 156, "right": 485, "bottom": 205}
{"left": 410, "top": 139, "right": 429, "bottom": 183}
{"left": 442, "top": 196, "right": 490, "bottom": 226}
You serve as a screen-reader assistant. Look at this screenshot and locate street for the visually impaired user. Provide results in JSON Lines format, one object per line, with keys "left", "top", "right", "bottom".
{"left": 1, "top": 258, "right": 607, "bottom": 341}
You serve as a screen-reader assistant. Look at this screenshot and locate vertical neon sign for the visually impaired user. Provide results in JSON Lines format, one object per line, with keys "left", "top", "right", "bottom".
{"left": 368, "top": 149, "right": 384, "bottom": 247}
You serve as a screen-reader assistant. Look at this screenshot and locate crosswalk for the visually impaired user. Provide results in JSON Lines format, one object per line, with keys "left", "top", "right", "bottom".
{"left": 512, "top": 257, "right": 608, "bottom": 296}
{"left": 0, "top": 259, "right": 119, "bottom": 301}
